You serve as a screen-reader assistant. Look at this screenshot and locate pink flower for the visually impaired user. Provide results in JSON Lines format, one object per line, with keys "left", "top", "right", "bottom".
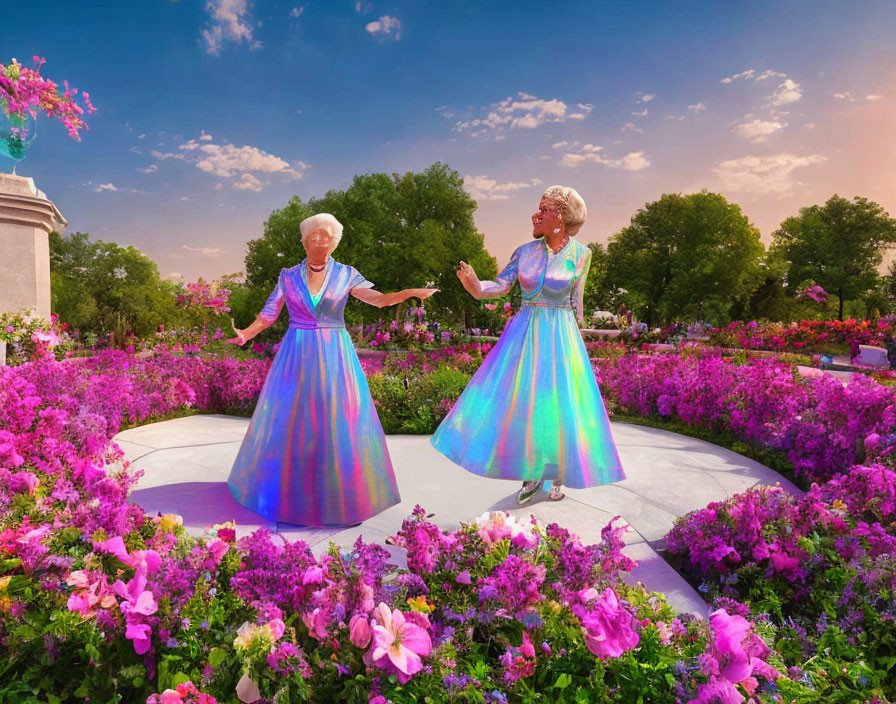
{"left": 708, "top": 609, "right": 753, "bottom": 682}
{"left": 455, "top": 570, "right": 471, "bottom": 585}
{"left": 125, "top": 621, "right": 153, "bottom": 655}
{"left": 349, "top": 613, "right": 372, "bottom": 648}
{"left": 302, "top": 565, "right": 324, "bottom": 585}
{"left": 578, "top": 587, "right": 640, "bottom": 659}
{"left": 368, "top": 603, "right": 432, "bottom": 684}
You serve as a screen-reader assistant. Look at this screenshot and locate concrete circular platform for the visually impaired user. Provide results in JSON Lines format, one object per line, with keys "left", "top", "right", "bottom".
{"left": 115, "top": 415, "right": 802, "bottom": 616}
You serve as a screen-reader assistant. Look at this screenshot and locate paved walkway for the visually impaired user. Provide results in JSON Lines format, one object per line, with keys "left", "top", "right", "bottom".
{"left": 115, "top": 416, "right": 802, "bottom": 616}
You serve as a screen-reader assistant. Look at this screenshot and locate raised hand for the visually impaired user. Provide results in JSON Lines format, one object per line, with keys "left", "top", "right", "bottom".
{"left": 456, "top": 261, "right": 482, "bottom": 299}
{"left": 226, "top": 319, "right": 248, "bottom": 346}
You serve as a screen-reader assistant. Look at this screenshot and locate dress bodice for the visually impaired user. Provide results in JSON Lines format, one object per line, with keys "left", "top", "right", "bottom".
{"left": 479, "top": 239, "right": 592, "bottom": 319}
{"left": 257, "top": 259, "right": 374, "bottom": 329}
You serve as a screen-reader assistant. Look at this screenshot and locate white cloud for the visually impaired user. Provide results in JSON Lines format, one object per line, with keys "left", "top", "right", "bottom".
{"left": 365, "top": 15, "right": 401, "bottom": 39}
{"left": 137, "top": 133, "right": 147, "bottom": 140}
{"left": 620, "top": 122, "right": 643, "bottom": 133}
{"left": 732, "top": 119, "right": 787, "bottom": 143}
{"left": 687, "top": 102, "right": 706, "bottom": 113}
{"left": 631, "top": 108, "right": 648, "bottom": 117}
{"left": 721, "top": 69, "right": 756, "bottom": 84}
{"left": 770, "top": 79, "right": 802, "bottom": 106}
{"left": 94, "top": 183, "right": 119, "bottom": 192}
{"left": 754, "top": 69, "right": 786, "bottom": 82}
{"left": 137, "top": 164, "right": 158, "bottom": 174}
{"left": 182, "top": 244, "right": 226, "bottom": 258}
{"left": 802, "top": 122, "right": 816, "bottom": 129}
{"left": 199, "top": 131, "right": 214, "bottom": 141}
{"left": 640, "top": 93, "right": 655, "bottom": 102}
{"left": 452, "top": 92, "right": 592, "bottom": 137}
{"left": 163, "top": 272, "right": 184, "bottom": 281}
{"left": 290, "top": 5, "right": 305, "bottom": 18}
{"left": 833, "top": 91, "right": 854, "bottom": 101}
{"left": 232, "top": 173, "right": 264, "bottom": 191}
{"left": 151, "top": 136, "right": 310, "bottom": 192}
{"left": 551, "top": 140, "right": 578, "bottom": 150}
{"left": 713, "top": 153, "right": 827, "bottom": 195}
{"left": 355, "top": 1, "right": 372, "bottom": 12}
{"left": 463, "top": 175, "right": 542, "bottom": 201}
{"left": 202, "top": 0, "right": 262, "bottom": 55}
{"left": 866, "top": 94, "right": 883, "bottom": 101}
{"left": 561, "top": 145, "right": 650, "bottom": 171}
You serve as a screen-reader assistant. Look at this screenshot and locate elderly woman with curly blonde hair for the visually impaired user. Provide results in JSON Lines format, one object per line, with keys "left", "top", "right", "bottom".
{"left": 227, "top": 213, "right": 437, "bottom": 527}
{"left": 431, "top": 186, "right": 625, "bottom": 504}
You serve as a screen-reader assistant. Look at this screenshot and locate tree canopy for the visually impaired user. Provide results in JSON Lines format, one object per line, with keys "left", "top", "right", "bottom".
{"left": 242, "top": 162, "right": 497, "bottom": 329}
{"left": 604, "top": 191, "right": 765, "bottom": 326}
{"left": 49, "top": 231, "right": 183, "bottom": 337}
{"left": 770, "top": 194, "right": 896, "bottom": 320}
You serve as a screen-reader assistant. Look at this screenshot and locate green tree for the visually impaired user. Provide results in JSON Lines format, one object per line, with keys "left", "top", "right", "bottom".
{"left": 244, "top": 163, "right": 497, "bottom": 329}
{"left": 771, "top": 195, "right": 896, "bottom": 320}
{"left": 580, "top": 242, "right": 614, "bottom": 317}
{"left": 49, "top": 231, "right": 183, "bottom": 337}
{"left": 605, "top": 191, "right": 765, "bottom": 326}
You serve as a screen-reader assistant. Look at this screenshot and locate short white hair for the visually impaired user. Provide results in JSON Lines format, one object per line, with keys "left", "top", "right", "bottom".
{"left": 542, "top": 185, "right": 587, "bottom": 236}
{"left": 299, "top": 213, "right": 344, "bottom": 246}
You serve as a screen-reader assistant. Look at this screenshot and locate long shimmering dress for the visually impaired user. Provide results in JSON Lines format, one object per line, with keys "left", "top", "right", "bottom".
{"left": 227, "top": 259, "right": 401, "bottom": 526}
{"left": 431, "top": 238, "right": 625, "bottom": 488}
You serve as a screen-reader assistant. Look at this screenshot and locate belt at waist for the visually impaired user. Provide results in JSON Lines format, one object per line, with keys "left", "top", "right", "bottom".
{"left": 288, "top": 321, "right": 345, "bottom": 330}
{"left": 522, "top": 301, "right": 573, "bottom": 309}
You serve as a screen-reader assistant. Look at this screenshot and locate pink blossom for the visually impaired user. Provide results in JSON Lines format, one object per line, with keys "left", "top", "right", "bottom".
{"left": 349, "top": 613, "right": 372, "bottom": 648}
{"left": 578, "top": 587, "right": 640, "bottom": 659}
{"left": 368, "top": 603, "right": 432, "bottom": 684}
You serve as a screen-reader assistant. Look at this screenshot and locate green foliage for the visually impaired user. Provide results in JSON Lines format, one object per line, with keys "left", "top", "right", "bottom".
{"left": 244, "top": 163, "right": 497, "bottom": 329}
{"left": 605, "top": 191, "right": 765, "bottom": 327}
{"left": 771, "top": 194, "right": 896, "bottom": 320}
{"left": 49, "top": 231, "right": 185, "bottom": 338}
{"left": 368, "top": 364, "right": 472, "bottom": 434}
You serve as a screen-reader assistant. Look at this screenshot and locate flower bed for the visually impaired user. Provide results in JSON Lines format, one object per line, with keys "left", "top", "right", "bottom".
{"left": 3, "top": 349, "right": 896, "bottom": 701}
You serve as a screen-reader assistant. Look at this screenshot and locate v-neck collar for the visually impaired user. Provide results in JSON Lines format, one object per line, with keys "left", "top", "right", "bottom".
{"left": 301, "top": 258, "right": 334, "bottom": 313}
{"left": 542, "top": 236, "right": 571, "bottom": 259}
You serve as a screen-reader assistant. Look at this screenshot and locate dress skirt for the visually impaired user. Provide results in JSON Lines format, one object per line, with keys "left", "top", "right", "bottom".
{"left": 431, "top": 304, "right": 625, "bottom": 488}
{"left": 227, "top": 326, "right": 401, "bottom": 526}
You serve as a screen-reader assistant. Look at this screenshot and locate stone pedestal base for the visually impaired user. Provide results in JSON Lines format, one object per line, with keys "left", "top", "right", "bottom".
{"left": 0, "top": 172, "right": 67, "bottom": 319}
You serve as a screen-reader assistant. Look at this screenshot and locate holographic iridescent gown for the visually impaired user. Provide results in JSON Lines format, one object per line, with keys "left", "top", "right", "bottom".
{"left": 227, "top": 259, "right": 401, "bottom": 526}
{"left": 431, "top": 238, "right": 626, "bottom": 488}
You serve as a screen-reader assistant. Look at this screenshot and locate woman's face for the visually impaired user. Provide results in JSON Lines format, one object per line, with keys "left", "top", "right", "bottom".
{"left": 304, "top": 227, "right": 339, "bottom": 259}
{"left": 531, "top": 197, "right": 564, "bottom": 239}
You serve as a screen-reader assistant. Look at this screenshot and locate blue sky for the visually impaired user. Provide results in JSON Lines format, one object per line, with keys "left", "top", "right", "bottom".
{"left": 4, "top": 0, "right": 896, "bottom": 281}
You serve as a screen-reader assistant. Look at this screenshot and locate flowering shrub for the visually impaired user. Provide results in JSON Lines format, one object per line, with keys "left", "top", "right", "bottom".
{"left": 665, "top": 464, "right": 896, "bottom": 700}
{"left": 0, "top": 55, "right": 96, "bottom": 141}
{"left": 596, "top": 351, "right": 896, "bottom": 483}
{"left": 2, "top": 347, "right": 896, "bottom": 700}
{"left": 0, "top": 310, "right": 76, "bottom": 365}
{"left": 707, "top": 318, "right": 892, "bottom": 355}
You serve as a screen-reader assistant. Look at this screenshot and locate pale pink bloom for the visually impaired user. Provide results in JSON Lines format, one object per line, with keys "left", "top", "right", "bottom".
{"left": 266, "top": 618, "right": 286, "bottom": 641}
{"left": 205, "top": 539, "right": 229, "bottom": 564}
{"left": 368, "top": 603, "right": 432, "bottom": 684}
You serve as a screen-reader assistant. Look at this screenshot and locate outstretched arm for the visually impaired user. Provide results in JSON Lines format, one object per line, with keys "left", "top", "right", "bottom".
{"left": 351, "top": 287, "right": 438, "bottom": 308}
{"left": 227, "top": 272, "right": 284, "bottom": 346}
{"left": 227, "top": 317, "right": 273, "bottom": 346}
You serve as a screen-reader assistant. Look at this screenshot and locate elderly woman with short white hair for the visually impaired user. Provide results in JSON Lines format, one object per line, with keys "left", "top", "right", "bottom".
{"left": 227, "top": 213, "right": 437, "bottom": 527}
{"left": 431, "top": 185, "right": 625, "bottom": 504}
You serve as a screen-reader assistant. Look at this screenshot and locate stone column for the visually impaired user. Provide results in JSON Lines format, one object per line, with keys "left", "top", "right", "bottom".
{"left": 0, "top": 172, "right": 67, "bottom": 318}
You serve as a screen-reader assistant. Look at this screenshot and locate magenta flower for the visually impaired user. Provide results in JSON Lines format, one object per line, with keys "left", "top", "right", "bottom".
{"left": 578, "top": 587, "right": 640, "bottom": 659}
{"left": 367, "top": 603, "right": 432, "bottom": 684}
{"left": 349, "top": 613, "right": 371, "bottom": 648}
